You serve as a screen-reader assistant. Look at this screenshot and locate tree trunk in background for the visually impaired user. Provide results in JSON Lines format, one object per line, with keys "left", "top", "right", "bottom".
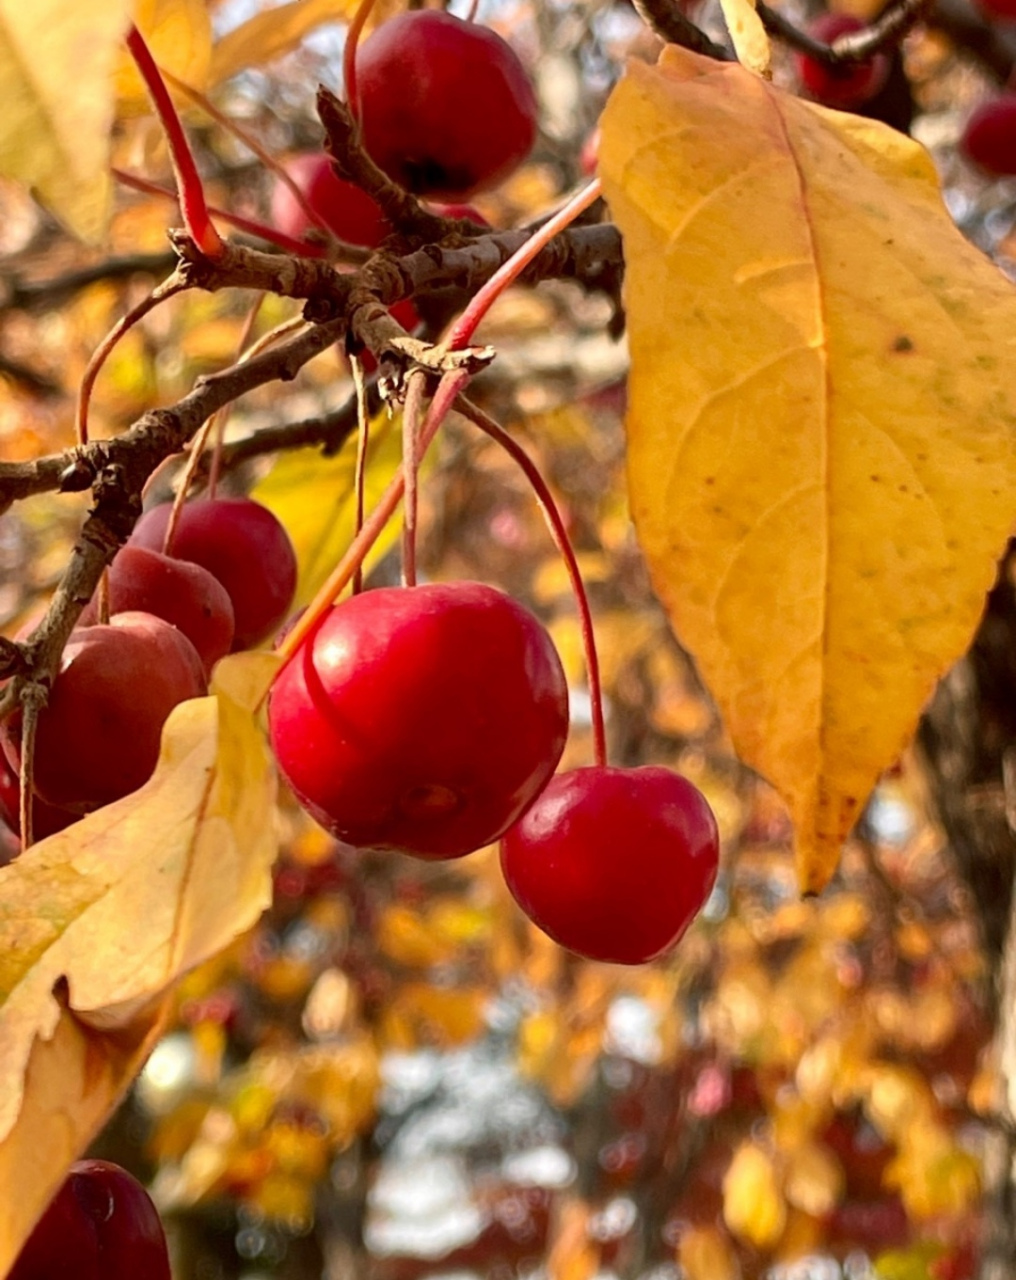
{"left": 918, "top": 543, "right": 1016, "bottom": 1280}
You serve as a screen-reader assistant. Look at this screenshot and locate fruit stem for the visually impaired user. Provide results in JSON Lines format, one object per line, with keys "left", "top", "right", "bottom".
{"left": 112, "top": 168, "right": 341, "bottom": 257}
{"left": 163, "top": 416, "right": 218, "bottom": 554}
{"left": 125, "top": 25, "right": 224, "bottom": 259}
{"left": 343, "top": 0, "right": 378, "bottom": 120}
{"left": 18, "top": 689, "right": 44, "bottom": 850}
{"left": 447, "top": 179, "right": 602, "bottom": 351}
{"left": 208, "top": 296, "right": 267, "bottom": 498}
{"left": 273, "top": 367, "right": 470, "bottom": 676}
{"left": 454, "top": 394, "right": 607, "bottom": 767}
{"left": 76, "top": 275, "right": 188, "bottom": 446}
{"left": 401, "top": 370, "right": 427, "bottom": 588}
{"left": 97, "top": 569, "right": 111, "bottom": 626}
{"left": 350, "top": 354, "right": 370, "bottom": 594}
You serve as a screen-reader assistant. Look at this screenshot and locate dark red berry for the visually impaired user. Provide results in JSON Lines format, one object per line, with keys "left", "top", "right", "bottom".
{"left": 268, "top": 582, "right": 569, "bottom": 858}
{"left": 500, "top": 765, "right": 720, "bottom": 964}
{"left": 355, "top": 10, "right": 539, "bottom": 198}
{"left": 9, "top": 1159, "right": 170, "bottom": 1280}
{"left": 79, "top": 543, "right": 235, "bottom": 675}
{"left": 0, "top": 750, "right": 79, "bottom": 842}
{"left": 960, "top": 96, "right": 1016, "bottom": 175}
{"left": 130, "top": 497, "right": 298, "bottom": 651}
{"left": 796, "top": 14, "right": 890, "bottom": 110}
{"left": 0, "top": 612, "right": 206, "bottom": 812}
{"left": 271, "top": 152, "right": 393, "bottom": 248}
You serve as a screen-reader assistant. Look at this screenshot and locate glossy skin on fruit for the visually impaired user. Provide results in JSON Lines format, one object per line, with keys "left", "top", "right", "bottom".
{"left": 0, "top": 612, "right": 206, "bottom": 812}
{"left": 500, "top": 766, "right": 720, "bottom": 964}
{"left": 79, "top": 543, "right": 235, "bottom": 675}
{"left": 796, "top": 14, "right": 890, "bottom": 109}
{"left": 960, "top": 96, "right": 1016, "bottom": 175}
{"left": 271, "top": 153, "right": 394, "bottom": 248}
{"left": 355, "top": 10, "right": 539, "bottom": 198}
{"left": 131, "top": 498, "right": 298, "bottom": 650}
{"left": 9, "top": 1159, "right": 170, "bottom": 1280}
{"left": 0, "top": 749, "right": 78, "bottom": 841}
{"left": 269, "top": 582, "right": 569, "bottom": 857}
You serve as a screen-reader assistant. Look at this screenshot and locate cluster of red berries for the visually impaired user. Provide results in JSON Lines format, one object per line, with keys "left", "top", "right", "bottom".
{"left": 0, "top": 496, "right": 297, "bottom": 841}
{"left": 9, "top": 1160, "right": 170, "bottom": 1280}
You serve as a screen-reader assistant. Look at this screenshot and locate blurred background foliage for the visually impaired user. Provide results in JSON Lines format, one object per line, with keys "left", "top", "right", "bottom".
{"left": 3, "top": 0, "right": 1016, "bottom": 1275}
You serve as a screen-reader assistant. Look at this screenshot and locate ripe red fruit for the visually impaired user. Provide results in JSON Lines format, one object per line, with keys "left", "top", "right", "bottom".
{"left": 500, "top": 766, "right": 720, "bottom": 964}
{"left": 79, "top": 543, "right": 235, "bottom": 675}
{"left": 355, "top": 10, "right": 539, "bottom": 198}
{"left": 0, "top": 612, "right": 206, "bottom": 812}
{"left": 0, "top": 749, "right": 78, "bottom": 842}
{"left": 9, "top": 1159, "right": 170, "bottom": 1280}
{"left": 130, "top": 497, "right": 298, "bottom": 651}
{"left": 271, "top": 152, "right": 393, "bottom": 248}
{"left": 960, "top": 96, "right": 1016, "bottom": 175}
{"left": 268, "top": 582, "right": 569, "bottom": 857}
{"left": 796, "top": 14, "right": 890, "bottom": 110}
{"left": 974, "top": 0, "right": 1016, "bottom": 21}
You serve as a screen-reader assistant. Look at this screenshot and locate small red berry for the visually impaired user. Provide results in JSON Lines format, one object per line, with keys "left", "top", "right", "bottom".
{"left": 130, "top": 497, "right": 298, "bottom": 651}
{"left": 271, "top": 152, "right": 393, "bottom": 248}
{"left": 9, "top": 1159, "right": 170, "bottom": 1280}
{"left": 79, "top": 543, "right": 235, "bottom": 675}
{"left": 974, "top": 0, "right": 1016, "bottom": 21}
{"left": 960, "top": 96, "right": 1016, "bottom": 175}
{"left": 796, "top": 14, "right": 890, "bottom": 110}
{"left": 355, "top": 10, "right": 539, "bottom": 198}
{"left": 500, "top": 766, "right": 720, "bottom": 964}
{"left": 0, "top": 612, "right": 206, "bottom": 812}
{"left": 268, "top": 582, "right": 569, "bottom": 858}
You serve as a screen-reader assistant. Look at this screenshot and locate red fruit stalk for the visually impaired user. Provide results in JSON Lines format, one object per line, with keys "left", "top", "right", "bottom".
{"left": 125, "top": 25, "right": 223, "bottom": 258}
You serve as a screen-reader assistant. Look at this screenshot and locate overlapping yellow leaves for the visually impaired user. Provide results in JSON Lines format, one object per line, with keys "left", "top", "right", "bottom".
{"left": 600, "top": 47, "right": 1016, "bottom": 893}
{"left": 0, "top": 653, "right": 279, "bottom": 1274}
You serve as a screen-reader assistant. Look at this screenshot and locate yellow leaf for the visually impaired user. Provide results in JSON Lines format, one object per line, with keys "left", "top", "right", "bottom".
{"left": 252, "top": 415, "right": 405, "bottom": 609}
{"left": 0, "top": 653, "right": 278, "bottom": 1272}
{"left": 885, "top": 1124, "right": 981, "bottom": 1218}
{"left": 0, "top": 0, "right": 129, "bottom": 241}
{"left": 784, "top": 1141, "right": 844, "bottom": 1217}
{"left": 717, "top": 0, "right": 771, "bottom": 76}
{"left": 600, "top": 49, "right": 1016, "bottom": 894}
{"left": 117, "top": 0, "right": 213, "bottom": 104}
{"left": 723, "top": 1141, "right": 786, "bottom": 1248}
{"left": 211, "top": 0, "right": 349, "bottom": 85}
{"left": 678, "top": 1224, "right": 741, "bottom": 1280}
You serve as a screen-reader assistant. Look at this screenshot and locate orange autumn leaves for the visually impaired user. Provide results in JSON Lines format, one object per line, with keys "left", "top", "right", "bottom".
{"left": 600, "top": 47, "right": 1016, "bottom": 893}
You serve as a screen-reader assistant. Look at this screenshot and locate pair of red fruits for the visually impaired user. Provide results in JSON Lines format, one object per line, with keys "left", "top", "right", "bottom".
{"left": 268, "top": 581, "right": 720, "bottom": 967}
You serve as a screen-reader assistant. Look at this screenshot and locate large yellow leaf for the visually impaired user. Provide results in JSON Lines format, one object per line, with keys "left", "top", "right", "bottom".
{"left": 252, "top": 412, "right": 406, "bottom": 608}
{"left": 599, "top": 48, "right": 1016, "bottom": 892}
{"left": 0, "top": 652, "right": 279, "bottom": 1273}
{"left": 0, "top": 0, "right": 130, "bottom": 241}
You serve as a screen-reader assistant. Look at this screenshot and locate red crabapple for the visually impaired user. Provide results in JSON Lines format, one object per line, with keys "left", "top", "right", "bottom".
{"left": 355, "top": 10, "right": 539, "bottom": 198}
{"left": 271, "top": 152, "right": 393, "bottom": 248}
{"left": 796, "top": 15, "right": 890, "bottom": 110}
{"left": 960, "top": 96, "right": 1016, "bottom": 176}
{"left": 8, "top": 1159, "right": 170, "bottom": 1280}
{"left": 130, "top": 497, "right": 298, "bottom": 651}
{"left": 0, "top": 612, "right": 206, "bottom": 812}
{"left": 268, "top": 582, "right": 569, "bottom": 858}
{"left": 500, "top": 765, "right": 720, "bottom": 964}
{"left": 79, "top": 543, "right": 235, "bottom": 675}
